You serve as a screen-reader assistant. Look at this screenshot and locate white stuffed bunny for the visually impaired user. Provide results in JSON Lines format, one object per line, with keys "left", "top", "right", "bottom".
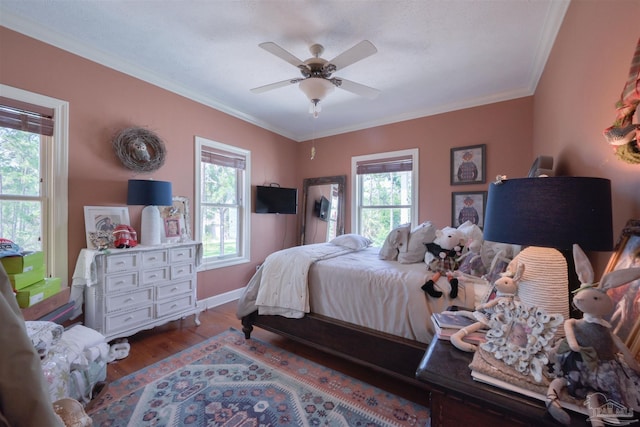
{"left": 450, "top": 260, "right": 524, "bottom": 352}
{"left": 546, "top": 244, "right": 640, "bottom": 426}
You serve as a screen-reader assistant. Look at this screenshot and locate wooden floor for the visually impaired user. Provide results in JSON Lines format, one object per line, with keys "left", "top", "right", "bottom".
{"left": 104, "top": 301, "right": 429, "bottom": 407}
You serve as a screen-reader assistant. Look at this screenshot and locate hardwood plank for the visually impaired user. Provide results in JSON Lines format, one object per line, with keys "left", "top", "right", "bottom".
{"left": 104, "top": 301, "right": 429, "bottom": 406}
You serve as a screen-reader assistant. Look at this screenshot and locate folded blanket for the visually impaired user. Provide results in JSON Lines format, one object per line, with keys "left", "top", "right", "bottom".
{"left": 25, "top": 321, "right": 64, "bottom": 359}
{"left": 254, "top": 243, "right": 352, "bottom": 318}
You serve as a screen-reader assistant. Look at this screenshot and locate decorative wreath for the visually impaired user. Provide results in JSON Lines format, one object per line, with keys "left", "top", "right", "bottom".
{"left": 480, "top": 299, "right": 563, "bottom": 382}
{"left": 112, "top": 127, "right": 166, "bottom": 173}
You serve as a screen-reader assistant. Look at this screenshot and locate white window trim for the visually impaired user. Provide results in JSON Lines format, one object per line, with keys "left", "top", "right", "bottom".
{"left": 351, "top": 148, "right": 419, "bottom": 235}
{"left": 0, "top": 84, "right": 69, "bottom": 285}
{"left": 195, "top": 136, "right": 251, "bottom": 270}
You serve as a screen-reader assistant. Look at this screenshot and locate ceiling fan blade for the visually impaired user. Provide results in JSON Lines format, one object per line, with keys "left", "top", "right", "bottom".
{"left": 328, "top": 40, "right": 377, "bottom": 72}
{"left": 336, "top": 78, "right": 380, "bottom": 100}
{"left": 250, "top": 78, "right": 302, "bottom": 94}
{"left": 259, "top": 42, "right": 306, "bottom": 68}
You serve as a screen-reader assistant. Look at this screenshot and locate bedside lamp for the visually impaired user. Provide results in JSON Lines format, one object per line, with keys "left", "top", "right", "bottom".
{"left": 483, "top": 177, "right": 613, "bottom": 328}
{"left": 127, "top": 179, "right": 172, "bottom": 246}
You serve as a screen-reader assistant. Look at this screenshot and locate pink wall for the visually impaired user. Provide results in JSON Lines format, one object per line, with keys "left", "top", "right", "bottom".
{"left": 0, "top": 27, "right": 298, "bottom": 300}
{"left": 533, "top": 0, "right": 640, "bottom": 274}
{"left": 296, "top": 97, "right": 534, "bottom": 230}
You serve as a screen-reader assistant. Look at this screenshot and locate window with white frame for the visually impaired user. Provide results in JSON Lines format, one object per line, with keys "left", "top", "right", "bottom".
{"left": 351, "top": 149, "right": 418, "bottom": 247}
{"left": 0, "top": 85, "right": 69, "bottom": 283}
{"left": 195, "top": 136, "right": 251, "bottom": 269}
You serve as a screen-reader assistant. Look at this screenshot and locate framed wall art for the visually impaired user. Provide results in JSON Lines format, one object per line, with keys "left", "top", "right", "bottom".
{"left": 452, "top": 191, "right": 487, "bottom": 228}
{"left": 83, "top": 206, "right": 130, "bottom": 249}
{"left": 159, "top": 196, "right": 191, "bottom": 243}
{"left": 602, "top": 219, "right": 640, "bottom": 347}
{"left": 451, "top": 144, "right": 486, "bottom": 185}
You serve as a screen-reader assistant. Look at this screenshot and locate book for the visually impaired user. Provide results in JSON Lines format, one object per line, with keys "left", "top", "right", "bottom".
{"left": 431, "top": 311, "right": 476, "bottom": 329}
{"left": 470, "top": 370, "right": 589, "bottom": 416}
{"left": 434, "top": 325, "right": 486, "bottom": 345}
{"left": 431, "top": 313, "right": 486, "bottom": 344}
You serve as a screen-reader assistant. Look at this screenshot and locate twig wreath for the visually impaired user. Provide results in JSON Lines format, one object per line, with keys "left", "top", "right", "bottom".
{"left": 112, "top": 127, "right": 166, "bottom": 173}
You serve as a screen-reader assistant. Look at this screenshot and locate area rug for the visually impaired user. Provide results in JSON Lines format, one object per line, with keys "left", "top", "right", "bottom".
{"left": 88, "top": 328, "right": 429, "bottom": 426}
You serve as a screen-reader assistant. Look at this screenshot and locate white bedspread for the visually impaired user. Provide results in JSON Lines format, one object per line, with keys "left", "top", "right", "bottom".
{"left": 254, "top": 243, "right": 352, "bottom": 317}
{"left": 237, "top": 245, "right": 484, "bottom": 343}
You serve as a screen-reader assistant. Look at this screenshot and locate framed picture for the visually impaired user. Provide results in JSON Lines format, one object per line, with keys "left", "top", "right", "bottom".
{"left": 452, "top": 191, "right": 487, "bottom": 228}
{"left": 159, "top": 196, "right": 191, "bottom": 243}
{"left": 84, "top": 206, "right": 130, "bottom": 249}
{"left": 451, "top": 144, "right": 486, "bottom": 185}
{"left": 602, "top": 219, "right": 640, "bottom": 348}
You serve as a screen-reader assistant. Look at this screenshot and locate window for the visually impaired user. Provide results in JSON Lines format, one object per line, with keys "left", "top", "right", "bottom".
{"left": 351, "top": 149, "right": 418, "bottom": 247}
{"left": 0, "top": 85, "right": 69, "bottom": 283}
{"left": 195, "top": 136, "right": 251, "bottom": 269}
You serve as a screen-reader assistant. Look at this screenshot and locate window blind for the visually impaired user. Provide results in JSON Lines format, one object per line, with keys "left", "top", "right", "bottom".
{"left": 201, "top": 147, "right": 246, "bottom": 170}
{"left": 356, "top": 155, "right": 413, "bottom": 175}
{"left": 0, "top": 96, "right": 54, "bottom": 136}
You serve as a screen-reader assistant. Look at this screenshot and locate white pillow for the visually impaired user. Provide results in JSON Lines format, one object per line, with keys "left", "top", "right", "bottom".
{"left": 378, "top": 223, "right": 411, "bottom": 260}
{"left": 330, "top": 234, "right": 372, "bottom": 250}
{"left": 398, "top": 222, "right": 437, "bottom": 264}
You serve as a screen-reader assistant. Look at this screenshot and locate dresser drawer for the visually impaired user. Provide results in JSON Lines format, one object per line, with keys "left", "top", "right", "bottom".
{"left": 106, "top": 305, "right": 154, "bottom": 334}
{"left": 169, "top": 246, "right": 195, "bottom": 264}
{"left": 171, "top": 262, "right": 194, "bottom": 279}
{"left": 156, "top": 293, "right": 194, "bottom": 317}
{"left": 105, "top": 253, "right": 138, "bottom": 273}
{"left": 105, "top": 272, "right": 138, "bottom": 293}
{"left": 105, "top": 288, "right": 153, "bottom": 313}
{"left": 141, "top": 267, "right": 170, "bottom": 285}
{"left": 156, "top": 279, "right": 194, "bottom": 300}
{"left": 142, "top": 250, "right": 168, "bottom": 268}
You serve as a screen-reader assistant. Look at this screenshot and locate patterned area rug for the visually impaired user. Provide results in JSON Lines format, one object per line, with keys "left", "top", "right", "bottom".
{"left": 88, "top": 328, "right": 429, "bottom": 426}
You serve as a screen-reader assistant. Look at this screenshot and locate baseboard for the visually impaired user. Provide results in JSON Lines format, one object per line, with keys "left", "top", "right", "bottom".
{"left": 197, "top": 287, "right": 244, "bottom": 311}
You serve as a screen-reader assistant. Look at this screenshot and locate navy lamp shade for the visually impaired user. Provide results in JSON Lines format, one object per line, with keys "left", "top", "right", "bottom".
{"left": 483, "top": 177, "right": 613, "bottom": 251}
{"left": 127, "top": 179, "right": 172, "bottom": 246}
{"left": 483, "top": 176, "right": 613, "bottom": 325}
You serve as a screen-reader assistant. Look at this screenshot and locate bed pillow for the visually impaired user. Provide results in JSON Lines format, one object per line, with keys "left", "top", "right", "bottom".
{"left": 398, "top": 221, "right": 437, "bottom": 264}
{"left": 330, "top": 234, "right": 372, "bottom": 250}
{"left": 378, "top": 223, "right": 411, "bottom": 260}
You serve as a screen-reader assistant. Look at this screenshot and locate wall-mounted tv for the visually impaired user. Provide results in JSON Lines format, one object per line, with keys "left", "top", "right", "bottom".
{"left": 255, "top": 185, "right": 298, "bottom": 214}
{"left": 314, "top": 196, "right": 330, "bottom": 222}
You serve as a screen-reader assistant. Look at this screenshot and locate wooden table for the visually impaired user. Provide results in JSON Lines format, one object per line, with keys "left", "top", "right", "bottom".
{"left": 415, "top": 339, "right": 590, "bottom": 426}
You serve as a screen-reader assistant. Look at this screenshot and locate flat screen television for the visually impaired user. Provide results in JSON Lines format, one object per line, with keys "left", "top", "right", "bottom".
{"left": 314, "top": 196, "right": 330, "bottom": 222}
{"left": 255, "top": 185, "right": 298, "bottom": 214}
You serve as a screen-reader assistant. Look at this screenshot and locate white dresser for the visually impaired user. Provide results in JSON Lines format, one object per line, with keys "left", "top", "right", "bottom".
{"left": 83, "top": 242, "right": 201, "bottom": 341}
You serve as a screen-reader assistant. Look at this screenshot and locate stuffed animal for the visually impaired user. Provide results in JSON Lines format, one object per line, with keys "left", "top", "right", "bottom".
{"left": 450, "top": 260, "right": 524, "bottom": 352}
{"left": 422, "top": 226, "right": 466, "bottom": 298}
{"left": 545, "top": 244, "right": 640, "bottom": 426}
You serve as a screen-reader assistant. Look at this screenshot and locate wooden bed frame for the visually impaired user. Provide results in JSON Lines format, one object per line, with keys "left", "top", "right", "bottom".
{"left": 241, "top": 310, "right": 430, "bottom": 388}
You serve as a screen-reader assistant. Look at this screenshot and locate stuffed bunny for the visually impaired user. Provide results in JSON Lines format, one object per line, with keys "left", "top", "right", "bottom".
{"left": 545, "top": 244, "right": 640, "bottom": 426}
{"left": 449, "top": 260, "right": 524, "bottom": 352}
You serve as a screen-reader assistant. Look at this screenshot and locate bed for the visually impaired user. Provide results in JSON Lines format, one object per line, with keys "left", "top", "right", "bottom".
{"left": 237, "top": 227, "right": 505, "bottom": 384}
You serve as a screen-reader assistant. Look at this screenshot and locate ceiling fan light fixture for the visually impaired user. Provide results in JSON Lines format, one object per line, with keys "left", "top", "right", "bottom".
{"left": 300, "top": 77, "right": 334, "bottom": 117}
{"left": 299, "top": 77, "right": 334, "bottom": 103}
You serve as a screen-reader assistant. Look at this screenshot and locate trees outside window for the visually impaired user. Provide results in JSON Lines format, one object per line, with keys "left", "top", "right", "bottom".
{"left": 0, "top": 85, "right": 68, "bottom": 283}
{"left": 195, "top": 137, "right": 250, "bottom": 269}
{"left": 352, "top": 149, "right": 419, "bottom": 247}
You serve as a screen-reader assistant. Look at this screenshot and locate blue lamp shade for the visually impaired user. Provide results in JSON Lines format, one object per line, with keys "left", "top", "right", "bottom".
{"left": 483, "top": 177, "right": 613, "bottom": 251}
{"left": 127, "top": 180, "right": 173, "bottom": 206}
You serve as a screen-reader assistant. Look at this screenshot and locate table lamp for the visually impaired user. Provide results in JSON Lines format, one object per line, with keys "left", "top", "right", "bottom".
{"left": 127, "top": 179, "right": 172, "bottom": 246}
{"left": 483, "top": 176, "right": 613, "bottom": 329}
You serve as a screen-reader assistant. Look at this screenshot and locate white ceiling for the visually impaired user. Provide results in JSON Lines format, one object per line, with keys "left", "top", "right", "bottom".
{"left": 0, "top": 0, "right": 570, "bottom": 142}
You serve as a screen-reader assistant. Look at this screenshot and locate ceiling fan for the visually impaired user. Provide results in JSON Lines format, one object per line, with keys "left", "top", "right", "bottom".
{"left": 250, "top": 40, "right": 380, "bottom": 116}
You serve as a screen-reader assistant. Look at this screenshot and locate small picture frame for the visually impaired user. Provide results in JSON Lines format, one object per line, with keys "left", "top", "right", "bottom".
{"left": 602, "top": 219, "right": 640, "bottom": 348}
{"left": 160, "top": 196, "right": 191, "bottom": 243}
{"left": 452, "top": 191, "right": 487, "bottom": 228}
{"left": 451, "top": 144, "right": 486, "bottom": 185}
{"left": 84, "top": 206, "right": 130, "bottom": 249}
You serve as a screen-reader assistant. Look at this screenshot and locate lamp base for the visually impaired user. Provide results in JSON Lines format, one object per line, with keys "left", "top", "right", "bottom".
{"left": 140, "top": 205, "right": 162, "bottom": 246}
{"left": 512, "top": 246, "right": 569, "bottom": 337}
